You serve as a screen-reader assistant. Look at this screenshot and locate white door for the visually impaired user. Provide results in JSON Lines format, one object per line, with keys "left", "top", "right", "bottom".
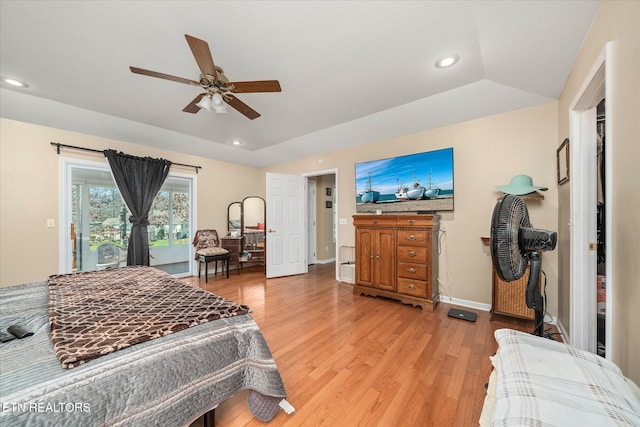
{"left": 266, "top": 173, "right": 307, "bottom": 278}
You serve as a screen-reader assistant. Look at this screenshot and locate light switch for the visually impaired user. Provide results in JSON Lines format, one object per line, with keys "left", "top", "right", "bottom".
{"left": 339, "top": 218, "right": 348, "bottom": 225}
{"left": 47, "top": 219, "right": 55, "bottom": 228}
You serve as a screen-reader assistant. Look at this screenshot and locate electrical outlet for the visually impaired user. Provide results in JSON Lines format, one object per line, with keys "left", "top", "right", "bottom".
{"left": 46, "top": 219, "right": 55, "bottom": 228}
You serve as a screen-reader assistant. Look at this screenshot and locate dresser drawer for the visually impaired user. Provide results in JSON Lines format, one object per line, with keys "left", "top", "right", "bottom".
{"left": 353, "top": 216, "right": 397, "bottom": 227}
{"left": 222, "top": 240, "right": 242, "bottom": 251}
{"left": 396, "top": 216, "right": 436, "bottom": 228}
{"left": 397, "top": 230, "right": 429, "bottom": 247}
{"left": 397, "top": 262, "right": 428, "bottom": 281}
{"left": 397, "top": 278, "right": 428, "bottom": 297}
{"left": 397, "top": 246, "right": 428, "bottom": 263}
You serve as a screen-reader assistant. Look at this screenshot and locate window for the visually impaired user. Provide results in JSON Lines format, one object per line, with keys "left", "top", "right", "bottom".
{"left": 62, "top": 159, "right": 195, "bottom": 277}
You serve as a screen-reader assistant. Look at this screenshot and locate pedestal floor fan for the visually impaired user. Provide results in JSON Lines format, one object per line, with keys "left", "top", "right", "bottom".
{"left": 490, "top": 194, "right": 557, "bottom": 336}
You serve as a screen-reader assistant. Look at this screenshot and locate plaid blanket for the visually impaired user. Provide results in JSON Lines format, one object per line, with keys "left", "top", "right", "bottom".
{"left": 491, "top": 329, "right": 640, "bottom": 426}
{"left": 48, "top": 266, "right": 250, "bottom": 368}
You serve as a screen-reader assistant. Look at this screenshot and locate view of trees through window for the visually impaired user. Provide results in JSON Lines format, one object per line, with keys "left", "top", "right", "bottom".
{"left": 73, "top": 184, "right": 190, "bottom": 252}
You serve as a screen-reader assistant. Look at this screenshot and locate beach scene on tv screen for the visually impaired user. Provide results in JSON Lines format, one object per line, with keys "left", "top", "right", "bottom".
{"left": 355, "top": 147, "right": 454, "bottom": 213}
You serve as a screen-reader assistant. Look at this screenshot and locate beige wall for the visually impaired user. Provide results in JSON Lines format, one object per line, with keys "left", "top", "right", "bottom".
{"left": 316, "top": 174, "right": 336, "bottom": 262}
{"left": 264, "top": 102, "right": 559, "bottom": 312}
{"left": 557, "top": 0, "right": 640, "bottom": 382}
{"left": 0, "top": 118, "right": 262, "bottom": 287}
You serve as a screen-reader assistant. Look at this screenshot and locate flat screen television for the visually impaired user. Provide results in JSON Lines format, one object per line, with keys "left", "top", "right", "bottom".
{"left": 355, "top": 147, "right": 454, "bottom": 213}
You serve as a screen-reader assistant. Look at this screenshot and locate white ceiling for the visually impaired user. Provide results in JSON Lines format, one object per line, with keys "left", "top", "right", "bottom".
{"left": 0, "top": 1, "right": 600, "bottom": 167}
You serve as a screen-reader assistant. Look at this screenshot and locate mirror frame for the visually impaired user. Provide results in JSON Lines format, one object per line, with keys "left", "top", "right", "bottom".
{"left": 227, "top": 201, "right": 242, "bottom": 237}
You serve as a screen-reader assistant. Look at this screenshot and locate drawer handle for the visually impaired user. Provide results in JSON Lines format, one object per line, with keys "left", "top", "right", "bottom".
{"left": 408, "top": 219, "right": 415, "bottom": 224}
{"left": 407, "top": 267, "right": 417, "bottom": 274}
{"left": 407, "top": 235, "right": 416, "bottom": 241}
{"left": 408, "top": 251, "right": 417, "bottom": 257}
{"left": 373, "top": 220, "right": 378, "bottom": 225}
{"left": 407, "top": 284, "right": 417, "bottom": 290}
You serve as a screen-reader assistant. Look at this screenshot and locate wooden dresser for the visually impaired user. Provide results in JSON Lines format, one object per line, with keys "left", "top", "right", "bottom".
{"left": 353, "top": 214, "right": 439, "bottom": 311}
{"left": 221, "top": 236, "right": 244, "bottom": 275}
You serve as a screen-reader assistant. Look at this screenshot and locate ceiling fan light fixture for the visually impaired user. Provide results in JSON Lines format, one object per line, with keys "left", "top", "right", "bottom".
{"left": 435, "top": 55, "right": 459, "bottom": 69}
{"left": 195, "top": 95, "right": 212, "bottom": 112}
{"left": 211, "top": 93, "right": 228, "bottom": 114}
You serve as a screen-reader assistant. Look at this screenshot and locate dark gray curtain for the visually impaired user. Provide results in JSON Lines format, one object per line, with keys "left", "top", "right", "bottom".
{"left": 104, "top": 150, "right": 172, "bottom": 266}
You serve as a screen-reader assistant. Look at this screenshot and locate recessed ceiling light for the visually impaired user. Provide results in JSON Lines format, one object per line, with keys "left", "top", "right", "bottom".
{"left": 435, "top": 55, "right": 459, "bottom": 69}
{"left": 231, "top": 140, "right": 242, "bottom": 146}
{"left": 2, "top": 77, "right": 29, "bottom": 88}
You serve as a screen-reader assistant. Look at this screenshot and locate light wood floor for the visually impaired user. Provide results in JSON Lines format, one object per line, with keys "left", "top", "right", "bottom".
{"left": 185, "top": 263, "right": 550, "bottom": 426}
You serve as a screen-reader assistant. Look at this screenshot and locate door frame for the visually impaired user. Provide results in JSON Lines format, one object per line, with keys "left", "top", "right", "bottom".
{"left": 568, "top": 43, "right": 612, "bottom": 357}
{"left": 303, "top": 168, "right": 339, "bottom": 281}
{"left": 307, "top": 178, "right": 317, "bottom": 265}
{"left": 59, "top": 157, "right": 198, "bottom": 277}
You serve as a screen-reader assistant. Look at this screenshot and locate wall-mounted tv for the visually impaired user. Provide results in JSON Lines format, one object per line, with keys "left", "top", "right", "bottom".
{"left": 355, "top": 147, "right": 454, "bottom": 213}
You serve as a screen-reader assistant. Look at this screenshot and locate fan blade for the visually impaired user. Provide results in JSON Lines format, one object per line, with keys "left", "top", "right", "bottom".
{"left": 228, "top": 80, "right": 282, "bottom": 93}
{"left": 226, "top": 95, "right": 261, "bottom": 120}
{"left": 184, "top": 34, "right": 217, "bottom": 79}
{"left": 129, "top": 66, "right": 199, "bottom": 86}
{"left": 183, "top": 93, "right": 206, "bottom": 113}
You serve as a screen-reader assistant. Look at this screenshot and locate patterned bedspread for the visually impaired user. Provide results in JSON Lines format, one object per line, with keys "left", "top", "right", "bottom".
{"left": 0, "top": 270, "right": 287, "bottom": 426}
{"left": 48, "top": 266, "right": 249, "bottom": 368}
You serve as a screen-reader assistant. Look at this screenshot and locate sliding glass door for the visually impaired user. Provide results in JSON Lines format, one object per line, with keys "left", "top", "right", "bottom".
{"left": 61, "top": 159, "right": 195, "bottom": 277}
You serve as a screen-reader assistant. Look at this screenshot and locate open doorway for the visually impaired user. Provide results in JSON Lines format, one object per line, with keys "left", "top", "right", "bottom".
{"left": 569, "top": 44, "right": 612, "bottom": 358}
{"left": 304, "top": 169, "right": 338, "bottom": 280}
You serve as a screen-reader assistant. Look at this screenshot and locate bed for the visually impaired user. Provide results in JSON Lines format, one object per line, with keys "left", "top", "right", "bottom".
{"left": 0, "top": 266, "right": 287, "bottom": 426}
{"left": 480, "top": 328, "right": 640, "bottom": 426}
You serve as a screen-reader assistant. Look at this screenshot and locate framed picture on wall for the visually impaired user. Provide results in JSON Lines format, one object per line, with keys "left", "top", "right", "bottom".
{"left": 326, "top": 188, "right": 332, "bottom": 196}
{"left": 557, "top": 138, "right": 570, "bottom": 184}
{"left": 326, "top": 201, "right": 332, "bottom": 209}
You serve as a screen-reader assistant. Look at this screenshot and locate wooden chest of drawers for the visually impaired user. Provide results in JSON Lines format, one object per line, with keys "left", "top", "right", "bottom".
{"left": 353, "top": 214, "right": 439, "bottom": 311}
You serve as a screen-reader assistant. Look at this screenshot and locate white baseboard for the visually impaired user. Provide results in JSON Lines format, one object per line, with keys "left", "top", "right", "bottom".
{"left": 555, "top": 317, "right": 569, "bottom": 340}
{"left": 439, "top": 296, "right": 561, "bottom": 327}
{"left": 314, "top": 258, "right": 336, "bottom": 265}
{"left": 439, "top": 295, "right": 492, "bottom": 312}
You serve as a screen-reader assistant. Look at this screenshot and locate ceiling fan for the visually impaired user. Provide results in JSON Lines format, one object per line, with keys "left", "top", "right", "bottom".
{"left": 130, "top": 34, "right": 281, "bottom": 120}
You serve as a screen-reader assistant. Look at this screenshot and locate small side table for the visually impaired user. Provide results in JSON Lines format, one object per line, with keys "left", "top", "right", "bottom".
{"left": 198, "top": 253, "right": 230, "bottom": 283}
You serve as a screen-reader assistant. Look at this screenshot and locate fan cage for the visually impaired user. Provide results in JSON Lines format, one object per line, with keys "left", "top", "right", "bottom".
{"left": 491, "top": 195, "right": 531, "bottom": 282}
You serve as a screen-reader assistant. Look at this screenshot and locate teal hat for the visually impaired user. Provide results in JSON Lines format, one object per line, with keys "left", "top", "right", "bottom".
{"left": 496, "top": 175, "right": 548, "bottom": 195}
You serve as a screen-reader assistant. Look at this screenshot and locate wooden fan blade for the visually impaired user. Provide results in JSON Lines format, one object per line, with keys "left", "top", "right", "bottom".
{"left": 184, "top": 34, "right": 217, "bottom": 79}
{"left": 228, "top": 80, "right": 282, "bottom": 93}
{"left": 226, "top": 95, "right": 261, "bottom": 120}
{"left": 183, "top": 93, "right": 206, "bottom": 113}
{"left": 129, "top": 66, "right": 199, "bottom": 86}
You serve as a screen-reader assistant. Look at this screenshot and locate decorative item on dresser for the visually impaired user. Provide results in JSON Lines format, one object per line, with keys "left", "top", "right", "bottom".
{"left": 353, "top": 214, "right": 439, "bottom": 311}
